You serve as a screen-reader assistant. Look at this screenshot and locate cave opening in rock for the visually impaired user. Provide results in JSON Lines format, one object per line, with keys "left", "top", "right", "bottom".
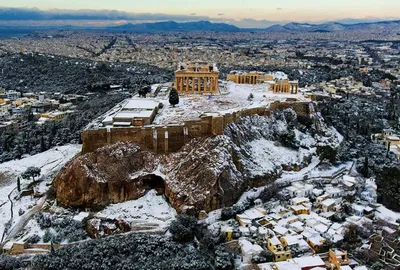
{"left": 141, "top": 174, "right": 165, "bottom": 195}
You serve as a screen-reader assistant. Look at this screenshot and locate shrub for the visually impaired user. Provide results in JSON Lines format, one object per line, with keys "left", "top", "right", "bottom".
{"left": 27, "top": 234, "right": 41, "bottom": 244}
{"left": 169, "top": 215, "right": 198, "bottom": 243}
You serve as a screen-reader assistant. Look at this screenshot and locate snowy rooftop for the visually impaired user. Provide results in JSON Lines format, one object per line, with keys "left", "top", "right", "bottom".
{"left": 123, "top": 99, "right": 160, "bottom": 110}
{"left": 290, "top": 255, "right": 325, "bottom": 268}
{"left": 321, "top": 198, "right": 336, "bottom": 207}
{"left": 269, "top": 236, "right": 282, "bottom": 246}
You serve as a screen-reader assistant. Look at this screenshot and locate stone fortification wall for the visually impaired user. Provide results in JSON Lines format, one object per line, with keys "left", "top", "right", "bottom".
{"left": 82, "top": 101, "right": 311, "bottom": 154}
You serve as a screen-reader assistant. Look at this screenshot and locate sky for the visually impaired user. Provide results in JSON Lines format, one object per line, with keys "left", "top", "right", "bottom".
{"left": 1, "top": 0, "right": 399, "bottom": 22}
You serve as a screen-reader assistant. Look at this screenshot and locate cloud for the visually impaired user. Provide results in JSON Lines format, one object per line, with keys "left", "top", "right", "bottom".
{"left": 0, "top": 7, "right": 212, "bottom": 21}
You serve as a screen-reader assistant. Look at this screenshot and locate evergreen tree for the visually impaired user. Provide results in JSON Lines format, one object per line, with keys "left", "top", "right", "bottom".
{"left": 169, "top": 88, "right": 180, "bottom": 107}
{"left": 50, "top": 240, "right": 55, "bottom": 254}
{"left": 17, "top": 176, "right": 21, "bottom": 192}
{"left": 40, "top": 136, "right": 46, "bottom": 152}
{"left": 21, "top": 167, "right": 41, "bottom": 182}
{"left": 168, "top": 214, "right": 197, "bottom": 243}
{"left": 362, "top": 157, "right": 369, "bottom": 177}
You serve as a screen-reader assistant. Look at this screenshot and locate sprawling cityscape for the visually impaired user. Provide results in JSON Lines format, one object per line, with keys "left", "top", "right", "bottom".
{"left": 0, "top": 2, "right": 399, "bottom": 270}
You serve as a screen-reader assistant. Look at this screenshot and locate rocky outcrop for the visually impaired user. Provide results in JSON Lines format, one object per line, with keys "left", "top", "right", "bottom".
{"left": 54, "top": 142, "right": 159, "bottom": 208}
{"left": 54, "top": 138, "right": 248, "bottom": 213}
{"left": 162, "top": 136, "right": 245, "bottom": 214}
{"left": 54, "top": 112, "right": 327, "bottom": 214}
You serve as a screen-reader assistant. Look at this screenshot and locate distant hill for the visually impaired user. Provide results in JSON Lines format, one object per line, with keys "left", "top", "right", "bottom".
{"left": 109, "top": 20, "right": 240, "bottom": 32}
{"left": 264, "top": 20, "right": 400, "bottom": 33}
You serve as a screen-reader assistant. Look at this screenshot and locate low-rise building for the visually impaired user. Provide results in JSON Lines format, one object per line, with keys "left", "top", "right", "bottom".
{"left": 106, "top": 99, "right": 161, "bottom": 127}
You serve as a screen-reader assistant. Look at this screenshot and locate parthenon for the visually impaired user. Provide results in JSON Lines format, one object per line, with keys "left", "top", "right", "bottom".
{"left": 270, "top": 80, "right": 299, "bottom": 94}
{"left": 227, "top": 71, "right": 273, "bottom": 84}
{"left": 174, "top": 62, "right": 219, "bottom": 95}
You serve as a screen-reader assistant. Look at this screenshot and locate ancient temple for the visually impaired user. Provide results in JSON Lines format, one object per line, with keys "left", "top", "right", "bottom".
{"left": 270, "top": 80, "right": 299, "bottom": 94}
{"left": 227, "top": 71, "right": 273, "bottom": 84}
{"left": 174, "top": 62, "right": 219, "bottom": 95}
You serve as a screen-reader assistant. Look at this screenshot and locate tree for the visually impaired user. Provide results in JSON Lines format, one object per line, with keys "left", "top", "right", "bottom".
{"left": 138, "top": 85, "right": 151, "bottom": 98}
{"left": 251, "top": 250, "right": 273, "bottom": 264}
{"left": 316, "top": 145, "right": 337, "bottom": 163}
{"left": 21, "top": 166, "right": 41, "bottom": 181}
{"left": 40, "top": 136, "right": 47, "bottom": 152}
{"left": 220, "top": 207, "right": 236, "bottom": 221}
{"left": 168, "top": 214, "right": 198, "bottom": 243}
{"left": 17, "top": 176, "right": 21, "bottom": 192}
{"left": 342, "top": 224, "right": 361, "bottom": 251}
{"left": 50, "top": 240, "right": 55, "bottom": 254}
{"left": 297, "top": 115, "right": 313, "bottom": 128}
{"left": 169, "top": 87, "right": 180, "bottom": 107}
{"left": 214, "top": 246, "right": 235, "bottom": 270}
{"left": 361, "top": 156, "right": 369, "bottom": 177}
{"left": 376, "top": 166, "right": 400, "bottom": 211}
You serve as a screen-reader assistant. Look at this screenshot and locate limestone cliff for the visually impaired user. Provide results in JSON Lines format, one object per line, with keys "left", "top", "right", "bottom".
{"left": 161, "top": 136, "right": 245, "bottom": 214}
{"left": 54, "top": 111, "right": 335, "bottom": 214}
{"left": 54, "top": 142, "right": 159, "bottom": 208}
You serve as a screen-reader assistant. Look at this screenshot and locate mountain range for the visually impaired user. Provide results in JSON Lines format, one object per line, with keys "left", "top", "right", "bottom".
{"left": 107, "top": 20, "right": 400, "bottom": 33}
{"left": 264, "top": 20, "right": 400, "bottom": 33}
{"left": 109, "top": 20, "right": 240, "bottom": 32}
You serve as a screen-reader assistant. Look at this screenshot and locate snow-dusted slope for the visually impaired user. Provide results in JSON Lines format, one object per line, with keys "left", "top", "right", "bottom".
{"left": 95, "top": 190, "right": 176, "bottom": 227}
{"left": 0, "top": 144, "right": 81, "bottom": 240}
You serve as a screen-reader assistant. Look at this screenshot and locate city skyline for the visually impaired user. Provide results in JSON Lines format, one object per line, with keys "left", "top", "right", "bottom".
{"left": 1, "top": 0, "right": 399, "bottom": 23}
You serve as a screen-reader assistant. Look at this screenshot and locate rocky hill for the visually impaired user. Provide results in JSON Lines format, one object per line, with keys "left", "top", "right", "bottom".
{"left": 54, "top": 109, "right": 339, "bottom": 214}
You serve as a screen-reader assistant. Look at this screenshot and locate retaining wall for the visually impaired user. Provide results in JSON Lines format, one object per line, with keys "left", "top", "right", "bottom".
{"left": 82, "top": 101, "right": 311, "bottom": 154}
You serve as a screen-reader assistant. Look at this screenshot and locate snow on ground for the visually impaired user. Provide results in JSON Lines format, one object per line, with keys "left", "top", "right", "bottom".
{"left": 0, "top": 144, "right": 81, "bottom": 176}
{"left": 246, "top": 139, "right": 315, "bottom": 176}
{"left": 0, "top": 144, "right": 81, "bottom": 241}
{"left": 237, "top": 160, "right": 353, "bottom": 204}
{"left": 14, "top": 218, "right": 45, "bottom": 242}
{"left": 332, "top": 127, "right": 344, "bottom": 143}
{"left": 153, "top": 82, "right": 309, "bottom": 125}
{"left": 95, "top": 190, "right": 176, "bottom": 227}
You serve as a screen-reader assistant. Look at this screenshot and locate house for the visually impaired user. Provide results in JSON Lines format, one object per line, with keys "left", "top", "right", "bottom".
{"left": 291, "top": 205, "right": 310, "bottom": 215}
{"left": 239, "top": 239, "right": 264, "bottom": 263}
{"left": 325, "top": 186, "right": 342, "bottom": 198}
{"left": 257, "top": 261, "right": 302, "bottom": 270}
{"left": 280, "top": 235, "right": 312, "bottom": 255}
{"left": 285, "top": 183, "right": 314, "bottom": 198}
{"left": 236, "top": 208, "right": 265, "bottom": 227}
{"left": 321, "top": 199, "right": 336, "bottom": 213}
{"left": 288, "top": 221, "right": 305, "bottom": 233}
{"left": 221, "top": 225, "right": 233, "bottom": 241}
{"left": 291, "top": 197, "right": 310, "bottom": 206}
{"left": 307, "top": 235, "right": 326, "bottom": 253}
{"left": 6, "top": 90, "right": 21, "bottom": 101}
{"left": 236, "top": 214, "right": 252, "bottom": 227}
{"left": 316, "top": 194, "right": 329, "bottom": 204}
{"left": 361, "top": 179, "right": 377, "bottom": 203}
{"left": 289, "top": 255, "right": 326, "bottom": 270}
{"left": 267, "top": 236, "right": 292, "bottom": 262}
{"left": 329, "top": 249, "right": 350, "bottom": 269}
{"left": 342, "top": 175, "right": 358, "bottom": 192}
